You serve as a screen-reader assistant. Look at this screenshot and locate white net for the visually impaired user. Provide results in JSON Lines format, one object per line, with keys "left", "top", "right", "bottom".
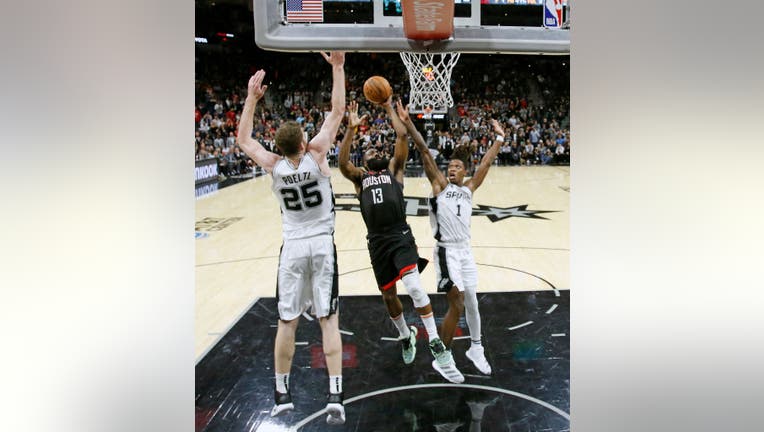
{"left": 399, "top": 52, "right": 460, "bottom": 113}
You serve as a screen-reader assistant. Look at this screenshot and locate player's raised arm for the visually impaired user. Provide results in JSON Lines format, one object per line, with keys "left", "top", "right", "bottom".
{"left": 396, "top": 102, "right": 447, "bottom": 194}
{"left": 384, "top": 97, "right": 410, "bottom": 182}
{"left": 466, "top": 119, "right": 505, "bottom": 192}
{"left": 338, "top": 101, "right": 366, "bottom": 188}
{"left": 236, "top": 70, "right": 280, "bottom": 173}
{"left": 309, "top": 51, "right": 346, "bottom": 158}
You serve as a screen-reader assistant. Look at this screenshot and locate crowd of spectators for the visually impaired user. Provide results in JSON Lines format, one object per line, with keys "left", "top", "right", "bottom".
{"left": 196, "top": 45, "right": 570, "bottom": 179}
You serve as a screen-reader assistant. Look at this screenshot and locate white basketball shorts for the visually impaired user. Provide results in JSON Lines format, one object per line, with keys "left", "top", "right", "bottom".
{"left": 434, "top": 245, "right": 477, "bottom": 293}
{"left": 276, "top": 234, "right": 338, "bottom": 320}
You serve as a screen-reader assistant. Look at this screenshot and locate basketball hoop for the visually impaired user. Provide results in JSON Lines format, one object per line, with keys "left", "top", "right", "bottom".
{"left": 399, "top": 51, "right": 460, "bottom": 114}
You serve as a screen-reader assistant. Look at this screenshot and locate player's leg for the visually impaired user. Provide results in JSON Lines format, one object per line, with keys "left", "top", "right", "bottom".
{"left": 373, "top": 238, "right": 418, "bottom": 365}
{"left": 390, "top": 237, "right": 438, "bottom": 345}
{"left": 401, "top": 270, "right": 438, "bottom": 344}
{"left": 310, "top": 236, "right": 342, "bottom": 376}
{"left": 271, "top": 241, "right": 309, "bottom": 416}
{"left": 462, "top": 250, "right": 491, "bottom": 374}
{"left": 381, "top": 283, "right": 404, "bottom": 318}
{"left": 381, "top": 279, "right": 418, "bottom": 365}
{"left": 441, "top": 285, "right": 465, "bottom": 348}
{"left": 316, "top": 314, "right": 341, "bottom": 378}
{"left": 434, "top": 245, "right": 466, "bottom": 348}
{"left": 399, "top": 267, "right": 462, "bottom": 382}
{"left": 272, "top": 317, "right": 298, "bottom": 416}
{"left": 318, "top": 313, "right": 345, "bottom": 425}
{"left": 384, "top": 244, "right": 459, "bottom": 383}
{"left": 310, "top": 237, "right": 345, "bottom": 424}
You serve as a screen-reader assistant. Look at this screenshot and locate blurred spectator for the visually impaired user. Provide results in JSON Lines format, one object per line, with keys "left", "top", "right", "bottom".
{"left": 196, "top": 39, "right": 569, "bottom": 172}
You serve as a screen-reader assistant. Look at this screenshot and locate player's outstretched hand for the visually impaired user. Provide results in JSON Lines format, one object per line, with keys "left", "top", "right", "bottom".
{"left": 490, "top": 119, "right": 505, "bottom": 137}
{"left": 247, "top": 70, "right": 268, "bottom": 100}
{"left": 395, "top": 100, "right": 411, "bottom": 124}
{"left": 347, "top": 101, "right": 368, "bottom": 129}
{"left": 321, "top": 51, "right": 346, "bottom": 67}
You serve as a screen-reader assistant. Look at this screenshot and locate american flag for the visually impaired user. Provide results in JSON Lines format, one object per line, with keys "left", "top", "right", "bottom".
{"left": 286, "top": 0, "right": 324, "bottom": 23}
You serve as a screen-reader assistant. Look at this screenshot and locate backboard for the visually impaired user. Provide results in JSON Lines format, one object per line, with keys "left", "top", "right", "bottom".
{"left": 253, "top": 0, "right": 570, "bottom": 54}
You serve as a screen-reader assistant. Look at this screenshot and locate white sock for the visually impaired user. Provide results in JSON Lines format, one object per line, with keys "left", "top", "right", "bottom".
{"left": 329, "top": 375, "right": 342, "bottom": 394}
{"left": 419, "top": 312, "right": 439, "bottom": 342}
{"left": 275, "top": 373, "right": 289, "bottom": 393}
{"left": 390, "top": 313, "right": 411, "bottom": 338}
{"left": 464, "top": 287, "right": 482, "bottom": 347}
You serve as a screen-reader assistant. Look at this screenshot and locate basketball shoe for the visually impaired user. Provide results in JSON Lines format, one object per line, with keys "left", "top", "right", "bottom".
{"left": 429, "top": 338, "right": 464, "bottom": 383}
{"left": 325, "top": 392, "right": 345, "bottom": 425}
{"left": 270, "top": 388, "right": 294, "bottom": 417}
{"left": 465, "top": 345, "right": 492, "bottom": 375}
{"left": 400, "top": 325, "right": 418, "bottom": 364}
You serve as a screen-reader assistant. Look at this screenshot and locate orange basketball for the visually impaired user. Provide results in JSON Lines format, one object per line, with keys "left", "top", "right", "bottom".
{"left": 363, "top": 76, "right": 392, "bottom": 104}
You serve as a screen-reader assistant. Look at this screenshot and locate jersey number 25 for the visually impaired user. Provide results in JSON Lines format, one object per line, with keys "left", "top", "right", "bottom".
{"left": 281, "top": 181, "right": 323, "bottom": 211}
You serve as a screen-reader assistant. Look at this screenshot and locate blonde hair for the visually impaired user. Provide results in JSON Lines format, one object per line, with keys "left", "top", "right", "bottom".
{"left": 275, "top": 121, "right": 304, "bottom": 157}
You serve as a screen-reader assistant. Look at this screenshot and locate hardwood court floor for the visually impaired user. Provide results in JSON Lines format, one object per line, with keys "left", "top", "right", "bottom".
{"left": 196, "top": 165, "right": 569, "bottom": 362}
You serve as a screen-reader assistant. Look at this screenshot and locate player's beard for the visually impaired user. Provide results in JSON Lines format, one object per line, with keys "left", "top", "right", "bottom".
{"left": 366, "top": 158, "right": 389, "bottom": 172}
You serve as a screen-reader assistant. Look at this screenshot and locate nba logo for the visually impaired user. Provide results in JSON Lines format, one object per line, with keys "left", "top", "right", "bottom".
{"left": 544, "top": 0, "right": 563, "bottom": 28}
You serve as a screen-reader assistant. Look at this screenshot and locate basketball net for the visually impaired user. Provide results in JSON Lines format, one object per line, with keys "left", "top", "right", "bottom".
{"left": 399, "top": 51, "right": 460, "bottom": 114}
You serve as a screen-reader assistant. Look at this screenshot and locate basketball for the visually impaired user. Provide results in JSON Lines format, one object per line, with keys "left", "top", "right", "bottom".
{"left": 363, "top": 75, "right": 392, "bottom": 104}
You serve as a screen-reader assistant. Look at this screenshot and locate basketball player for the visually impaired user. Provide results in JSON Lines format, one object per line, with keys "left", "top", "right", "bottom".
{"left": 236, "top": 51, "right": 346, "bottom": 425}
{"left": 339, "top": 99, "right": 464, "bottom": 384}
{"left": 395, "top": 102, "right": 504, "bottom": 375}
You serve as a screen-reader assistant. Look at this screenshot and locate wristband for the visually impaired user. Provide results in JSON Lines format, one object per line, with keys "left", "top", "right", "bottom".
{"left": 495, "top": 135, "right": 505, "bottom": 142}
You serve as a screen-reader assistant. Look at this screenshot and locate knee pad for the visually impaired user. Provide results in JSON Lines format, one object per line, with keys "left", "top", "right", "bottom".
{"left": 401, "top": 270, "right": 430, "bottom": 309}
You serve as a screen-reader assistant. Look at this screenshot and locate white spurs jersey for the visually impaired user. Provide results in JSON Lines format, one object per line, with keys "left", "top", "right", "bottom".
{"left": 271, "top": 153, "right": 334, "bottom": 240}
{"left": 429, "top": 182, "right": 472, "bottom": 247}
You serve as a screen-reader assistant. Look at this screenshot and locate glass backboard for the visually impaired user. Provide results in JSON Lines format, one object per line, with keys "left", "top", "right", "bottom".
{"left": 254, "top": 0, "right": 570, "bottom": 54}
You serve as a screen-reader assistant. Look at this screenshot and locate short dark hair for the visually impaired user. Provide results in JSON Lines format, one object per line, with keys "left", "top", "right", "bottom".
{"left": 450, "top": 145, "right": 472, "bottom": 170}
{"left": 275, "top": 121, "right": 304, "bottom": 157}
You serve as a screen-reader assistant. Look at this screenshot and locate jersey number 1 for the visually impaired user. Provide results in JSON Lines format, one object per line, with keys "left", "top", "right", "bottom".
{"left": 281, "top": 181, "right": 323, "bottom": 211}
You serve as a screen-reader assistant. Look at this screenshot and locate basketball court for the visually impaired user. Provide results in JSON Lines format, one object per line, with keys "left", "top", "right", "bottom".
{"left": 196, "top": 1, "right": 569, "bottom": 430}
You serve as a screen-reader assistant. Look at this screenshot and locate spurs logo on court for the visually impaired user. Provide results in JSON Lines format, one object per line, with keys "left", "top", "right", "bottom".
{"left": 333, "top": 194, "right": 557, "bottom": 222}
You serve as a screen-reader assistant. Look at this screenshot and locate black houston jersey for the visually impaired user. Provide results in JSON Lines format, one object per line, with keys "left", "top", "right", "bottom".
{"left": 270, "top": 153, "right": 335, "bottom": 240}
{"left": 359, "top": 169, "right": 407, "bottom": 232}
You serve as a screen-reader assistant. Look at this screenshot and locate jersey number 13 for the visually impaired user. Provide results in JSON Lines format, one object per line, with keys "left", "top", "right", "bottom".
{"left": 371, "top": 187, "right": 384, "bottom": 204}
